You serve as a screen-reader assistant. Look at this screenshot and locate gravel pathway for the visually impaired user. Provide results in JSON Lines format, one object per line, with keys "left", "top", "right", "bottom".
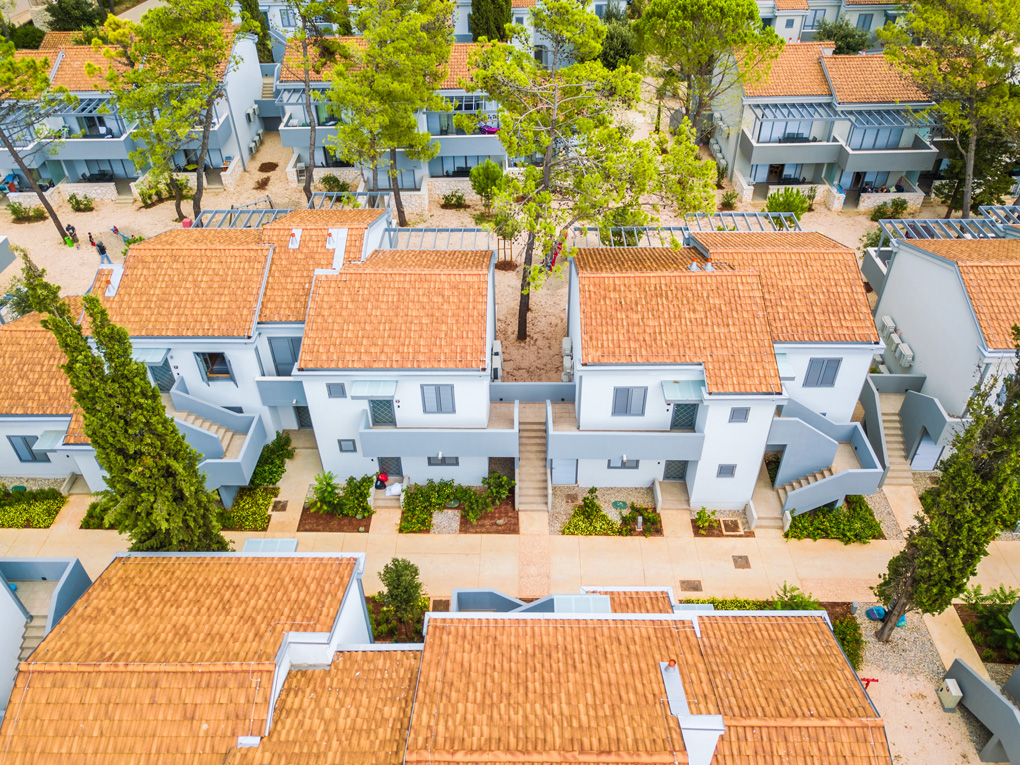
{"left": 864, "top": 489, "right": 904, "bottom": 541}
{"left": 431, "top": 509, "right": 461, "bottom": 534}
{"left": 912, "top": 470, "right": 938, "bottom": 498}
{"left": 854, "top": 601, "right": 945, "bottom": 686}
{"left": 550, "top": 486, "right": 655, "bottom": 535}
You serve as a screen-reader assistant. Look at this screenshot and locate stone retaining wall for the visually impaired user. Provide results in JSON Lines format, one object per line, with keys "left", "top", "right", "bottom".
{"left": 823, "top": 183, "right": 845, "bottom": 212}
{"left": 733, "top": 171, "right": 754, "bottom": 203}
{"left": 857, "top": 190, "right": 925, "bottom": 214}
{"left": 221, "top": 157, "right": 243, "bottom": 190}
{"left": 429, "top": 177, "right": 480, "bottom": 205}
{"left": 5, "top": 186, "right": 59, "bottom": 207}
{"left": 58, "top": 181, "right": 118, "bottom": 203}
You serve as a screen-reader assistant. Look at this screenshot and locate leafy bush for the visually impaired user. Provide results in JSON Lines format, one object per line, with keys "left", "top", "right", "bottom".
{"left": 962, "top": 584, "right": 1020, "bottom": 661}
{"left": 772, "top": 581, "right": 822, "bottom": 610}
{"left": 720, "top": 190, "right": 738, "bottom": 210}
{"left": 833, "top": 616, "right": 864, "bottom": 671}
{"left": 137, "top": 175, "right": 194, "bottom": 206}
{"left": 785, "top": 495, "right": 883, "bottom": 545}
{"left": 7, "top": 202, "right": 47, "bottom": 222}
{"left": 250, "top": 431, "right": 295, "bottom": 487}
{"left": 379, "top": 557, "right": 427, "bottom": 634}
{"left": 310, "top": 471, "right": 342, "bottom": 514}
{"left": 441, "top": 190, "right": 467, "bottom": 208}
{"left": 12, "top": 23, "right": 46, "bottom": 50}
{"left": 339, "top": 474, "right": 375, "bottom": 517}
{"left": 563, "top": 488, "right": 623, "bottom": 536}
{"left": 81, "top": 496, "right": 115, "bottom": 529}
{"left": 0, "top": 486, "right": 67, "bottom": 529}
{"left": 715, "top": 162, "right": 727, "bottom": 188}
{"left": 859, "top": 226, "right": 883, "bottom": 253}
{"left": 765, "top": 187, "right": 810, "bottom": 221}
{"left": 870, "top": 197, "right": 909, "bottom": 222}
{"left": 694, "top": 506, "right": 717, "bottom": 534}
{"left": 481, "top": 470, "right": 514, "bottom": 506}
{"left": 469, "top": 159, "right": 503, "bottom": 212}
{"left": 805, "top": 185, "right": 818, "bottom": 211}
{"left": 619, "top": 503, "right": 661, "bottom": 536}
{"left": 320, "top": 174, "right": 350, "bottom": 193}
{"left": 67, "top": 192, "right": 94, "bottom": 212}
{"left": 399, "top": 479, "right": 452, "bottom": 532}
{"left": 681, "top": 597, "right": 770, "bottom": 610}
{"left": 219, "top": 487, "right": 277, "bottom": 531}
{"left": 45, "top": 0, "right": 107, "bottom": 32}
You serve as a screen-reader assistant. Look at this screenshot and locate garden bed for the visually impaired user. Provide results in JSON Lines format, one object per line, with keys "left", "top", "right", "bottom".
{"left": 366, "top": 594, "right": 424, "bottom": 643}
{"left": 956, "top": 602, "right": 1020, "bottom": 666}
{"left": 690, "top": 517, "right": 755, "bottom": 538}
{"left": 0, "top": 486, "right": 67, "bottom": 529}
{"left": 298, "top": 505, "right": 373, "bottom": 532}
{"left": 560, "top": 488, "right": 663, "bottom": 537}
{"left": 219, "top": 487, "right": 279, "bottom": 532}
{"left": 458, "top": 500, "right": 519, "bottom": 534}
{"left": 784, "top": 495, "right": 885, "bottom": 544}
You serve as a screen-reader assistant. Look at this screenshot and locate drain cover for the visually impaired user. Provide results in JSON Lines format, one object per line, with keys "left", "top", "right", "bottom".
{"left": 611, "top": 500, "right": 628, "bottom": 510}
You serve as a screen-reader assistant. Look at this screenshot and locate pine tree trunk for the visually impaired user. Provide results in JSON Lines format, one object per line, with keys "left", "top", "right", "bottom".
{"left": 302, "top": 31, "right": 315, "bottom": 203}
{"left": 191, "top": 97, "right": 218, "bottom": 220}
{"left": 960, "top": 130, "right": 977, "bottom": 220}
{"left": 516, "top": 231, "right": 536, "bottom": 341}
{"left": 168, "top": 175, "right": 185, "bottom": 221}
{"left": 875, "top": 598, "right": 910, "bottom": 643}
{"left": 0, "top": 128, "right": 65, "bottom": 240}
{"left": 389, "top": 147, "right": 408, "bottom": 227}
{"left": 1, "top": 15, "right": 11, "bottom": 41}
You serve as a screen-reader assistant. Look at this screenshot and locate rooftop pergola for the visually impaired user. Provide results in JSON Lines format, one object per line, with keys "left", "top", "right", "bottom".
{"left": 568, "top": 226, "right": 689, "bottom": 248}
{"left": 979, "top": 205, "right": 1020, "bottom": 228}
{"left": 838, "top": 108, "right": 935, "bottom": 129}
{"left": 685, "top": 212, "right": 802, "bottom": 232}
{"left": 193, "top": 207, "right": 294, "bottom": 229}
{"left": 385, "top": 227, "right": 495, "bottom": 250}
{"left": 878, "top": 217, "right": 1003, "bottom": 248}
{"left": 749, "top": 103, "right": 838, "bottom": 122}
{"left": 308, "top": 191, "right": 390, "bottom": 210}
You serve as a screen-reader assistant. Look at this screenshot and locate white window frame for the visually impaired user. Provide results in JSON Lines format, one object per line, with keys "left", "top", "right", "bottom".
{"left": 729, "top": 407, "right": 750, "bottom": 423}
{"left": 421, "top": 384, "right": 455, "bottom": 414}
{"left": 612, "top": 386, "right": 647, "bottom": 417}
{"left": 327, "top": 383, "right": 347, "bottom": 398}
{"left": 717, "top": 464, "right": 737, "bottom": 478}
{"left": 427, "top": 456, "right": 460, "bottom": 466}
{"left": 608, "top": 458, "right": 640, "bottom": 469}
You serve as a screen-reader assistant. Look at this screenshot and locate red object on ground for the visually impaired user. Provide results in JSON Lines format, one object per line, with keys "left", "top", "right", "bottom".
{"left": 182, "top": 218, "right": 193, "bottom": 228}
{"left": 861, "top": 678, "right": 879, "bottom": 690}
{"left": 378, "top": 473, "right": 388, "bottom": 484}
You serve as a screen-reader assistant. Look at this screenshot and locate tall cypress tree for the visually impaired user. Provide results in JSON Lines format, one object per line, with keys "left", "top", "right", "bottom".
{"left": 238, "top": 0, "right": 274, "bottom": 64}
{"left": 469, "top": 0, "right": 511, "bottom": 42}
{"left": 22, "top": 260, "right": 230, "bottom": 552}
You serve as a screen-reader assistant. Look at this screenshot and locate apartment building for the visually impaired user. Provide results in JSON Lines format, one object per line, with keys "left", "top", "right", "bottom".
{"left": 761, "top": 0, "right": 904, "bottom": 46}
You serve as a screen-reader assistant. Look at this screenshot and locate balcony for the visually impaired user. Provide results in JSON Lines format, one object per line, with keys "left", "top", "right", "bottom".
{"left": 545, "top": 403, "right": 704, "bottom": 461}
{"left": 837, "top": 133, "right": 938, "bottom": 174}
{"left": 53, "top": 131, "right": 135, "bottom": 161}
{"left": 358, "top": 402, "right": 519, "bottom": 459}
{"left": 739, "top": 127, "right": 841, "bottom": 166}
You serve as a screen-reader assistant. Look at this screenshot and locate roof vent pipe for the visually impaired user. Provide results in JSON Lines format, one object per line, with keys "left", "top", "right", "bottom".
{"left": 660, "top": 660, "right": 725, "bottom": 765}
{"left": 688, "top": 262, "right": 701, "bottom": 271}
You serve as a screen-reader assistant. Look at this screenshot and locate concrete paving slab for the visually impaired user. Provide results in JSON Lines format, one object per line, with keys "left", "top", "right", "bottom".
{"left": 971, "top": 543, "right": 1020, "bottom": 590}
{"left": 395, "top": 534, "right": 482, "bottom": 555}
{"left": 661, "top": 510, "right": 692, "bottom": 538}
{"left": 577, "top": 537, "right": 646, "bottom": 587}
{"left": 518, "top": 534, "right": 551, "bottom": 598}
{"left": 518, "top": 511, "right": 549, "bottom": 536}
{"left": 924, "top": 609, "right": 991, "bottom": 682}
{"left": 638, "top": 537, "right": 673, "bottom": 585}
{"left": 371, "top": 508, "right": 401, "bottom": 535}
{"left": 882, "top": 485, "right": 923, "bottom": 533}
{"left": 547, "top": 535, "right": 579, "bottom": 595}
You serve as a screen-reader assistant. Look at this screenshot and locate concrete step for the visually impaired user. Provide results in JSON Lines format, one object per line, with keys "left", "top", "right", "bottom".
{"left": 756, "top": 517, "right": 785, "bottom": 530}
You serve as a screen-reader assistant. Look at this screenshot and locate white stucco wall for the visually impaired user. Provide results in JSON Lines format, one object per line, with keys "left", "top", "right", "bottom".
{"left": 0, "top": 417, "right": 76, "bottom": 480}
{"left": 778, "top": 343, "right": 877, "bottom": 422}
{"left": 223, "top": 35, "right": 266, "bottom": 167}
{"left": 576, "top": 367, "right": 706, "bottom": 431}
{"left": 0, "top": 583, "right": 27, "bottom": 714}
{"left": 874, "top": 245, "right": 990, "bottom": 416}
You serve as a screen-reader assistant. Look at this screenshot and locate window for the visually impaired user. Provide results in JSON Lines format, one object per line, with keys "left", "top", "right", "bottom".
{"left": 268, "top": 337, "right": 301, "bottom": 376}
{"left": 279, "top": 8, "right": 296, "bottom": 26}
{"left": 612, "top": 386, "right": 647, "bottom": 416}
{"left": 422, "top": 384, "right": 455, "bottom": 414}
{"left": 608, "top": 458, "right": 640, "bottom": 469}
{"left": 761, "top": 16, "right": 773, "bottom": 27}
{"left": 515, "top": 14, "right": 524, "bottom": 23}
{"left": 997, "top": 376, "right": 1014, "bottom": 407}
{"left": 224, "top": 406, "right": 244, "bottom": 414}
{"left": 729, "top": 407, "right": 750, "bottom": 423}
{"left": 428, "top": 456, "right": 460, "bottom": 466}
{"left": 327, "top": 383, "right": 347, "bottom": 398}
{"left": 804, "top": 358, "right": 841, "bottom": 388}
{"left": 595, "top": 3, "right": 606, "bottom": 17}
{"left": 784, "top": 17, "right": 794, "bottom": 28}
{"left": 856, "top": 13, "right": 873, "bottom": 30}
{"left": 671, "top": 403, "right": 698, "bottom": 431}
{"left": 196, "top": 352, "right": 233, "bottom": 382}
{"left": 338, "top": 439, "right": 357, "bottom": 453}
{"left": 848, "top": 127, "right": 903, "bottom": 151}
{"left": 8, "top": 435, "right": 49, "bottom": 463}
{"left": 805, "top": 9, "right": 825, "bottom": 28}
{"left": 717, "top": 464, "right": 737, "bottom": 478}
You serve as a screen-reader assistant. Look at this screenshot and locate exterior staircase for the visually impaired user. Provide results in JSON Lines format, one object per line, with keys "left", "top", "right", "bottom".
{"left": 162, "top": 394, "right": 243, "bottom": 460}
{"left": 517, "top": 407, "right": 548, "bottom": 512}
{"left": 19, "top": 617, "right": 46, "bottom": 661}
{"left": 777, "top": 467, "right": 834, "bottom": 509}
{"left": 261, "top": 76, "right": 275, "bottom": 99}
{"left": 881, "top": 406, "right": 914, "bottom": 486}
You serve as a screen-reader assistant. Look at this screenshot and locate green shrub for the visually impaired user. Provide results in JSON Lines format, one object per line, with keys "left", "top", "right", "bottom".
{"left": 441, "top": 190, "right": 466, "bottom": 208}
{"left": 715, "top": 161, "right": 727, "bottom": 189}
{"left": 481, "top": 470, "right": 514, "bottom": 506}
{"left": 833, "top": 616, "right": 864, "bottom": 671}
{"left": 320, "top": 174, "right": 350, "bottom": 193}
{"left": 469, "top": 159, "right": 503, "bottom": 212}
{"left": 805, "top": 185, "right": 818, "bottom": 211}
{"left": 7, "top": 202, "right": 47, "bottom": 222}
{"left": 859, "top": 226, "right": 883, "bottom": 254}
{"left": 720, "top": 190, "right": 738, "bottom": 210}
{"left": 338, "top": 474, "right": 375, "bottom": 517}
{"left": 870, "top": 197, "right": 910, "bottom": 222}
{"left": 681, "top": 597, "right": 770, "bottom": 610}
{"left": 962, "top": 584, "right": 1020, "bottom": 661}
{"left": 249, "top": 431, "right": 296, "bottom": 487}
{"left": 785, "top": 495, "right": 883, "bottom": 545}
{"left": 694, "top": 506, "right": 717, "bottom": 534}
{"left": 0, "top": 487, "right": 67, "bottom": 529}
{"left": 772, "top": 581, "right": 822, "bottom": 610}
{"left": 619, "top": 503, "right": 661, "bottom": 536}
{"left": 137, "top": 175, "right": 194, "bottom": 206}
{"left": 81, "top": 497, "right": 115, "bottom": 529}
{"left": 67, "top": 192, "right": 95, "bottom": 212}
{"left": 399, "top": 479, "right": 454, "bottom": 532}
{"left": 765, "top": 187, "right": 810, "bottom": 221}
{"left": 458, "top": 487, "right": 489, "bottom": 524}
{"left": 219, "top": 487, "right": 277, "bottom": 531}
{"left": 12, "top": 22, "right": 46, "bottom": 49}
{"left": 310, "top": 470, "right": 342, "bottom": 514}
{"left": 563, "top": 488, "right": 622, "bottom": 536}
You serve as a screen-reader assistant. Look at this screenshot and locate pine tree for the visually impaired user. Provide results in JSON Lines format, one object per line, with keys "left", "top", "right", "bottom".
{"left": 22, "top": 260, "right": 230, "bottom": 552}
{"left": 873, "top": 327, "right": 1020, "bottom": 641}
{"left": 469, "top": 0, "right": 510, "bottom": 42}
{"left": 238, "top": 0, "right": 274, "bottom": 63}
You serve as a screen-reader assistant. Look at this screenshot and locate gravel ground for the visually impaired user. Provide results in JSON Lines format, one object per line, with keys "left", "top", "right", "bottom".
{"left": 0, "top": 476, "right": 64, "bottom": 491}
{"left": 854, "top": 601, "right": 945, "bottom": 686}
{"left": 865, "top": 488, "right": 904, "bottom": 541}
{"left": 984, "top": 662, "right": 1017, "bottom": 690}
{"left": 431, "top": 509, "right": 461, "bottom": 534}
{"left": 912, "top": 470, "right": 939, "bottom": 498}
{"left": 550, "top": 486, "right": 655, "bottom": 535}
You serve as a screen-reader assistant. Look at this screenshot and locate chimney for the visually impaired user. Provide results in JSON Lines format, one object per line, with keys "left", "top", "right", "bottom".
{"left": 289, "top": 229, "right": 302, "bottom": 249}
{"left": 328, "top": 228, "right": 349, "bottom": 269}
{"left": 688, "top": 262, "right": 701, "bottom": 271}
{"left": 660, "top": 660, "right": 725, "bottom": 765}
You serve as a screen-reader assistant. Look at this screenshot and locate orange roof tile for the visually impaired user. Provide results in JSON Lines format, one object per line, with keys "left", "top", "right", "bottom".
{"left": 49, "top": 45, "right": 129, "bottom": 92}
{"left": 98, "top": 229, "right": 271, "bottom": 337}
{"left": 257, "top": 209, "right": 387, "bottom": 322}
{"left": 298, "top": 250, "right": 491, "bottom": 370}
{"left": 775, "top": 0, "right": 809, "bottom": 9}
{"left": 0, "top": 301, "right": 79, "bottom": 418}
{"left": 822, "top": 55, "right": 929, "bottom": 104}
{"left": 63, "top": 410, "right": 88, "bottom": 445}
{"left": 955, "top": 264, "right": 1020, "bottom": 348}
{"left": 576, "top": 267, "right": 783, "bottom": 394}
{"left": 38, "top": 31, "right": 76, "bottom": 49}
{"left": 30, "top": 556, "right": 355, "bottom": 665}
{"left": 693, "top": 232, "right": 880, "bottom": 344}
{"left": 229, "top": 650, "right": 422, "bottom": 765}
{"left": 280, "top": 37, "right": 477, "bottom": 89}
{"left": 741, "top": 43, "right": 832, "bottom": 98}
{"left": 573, "top": 247, "right": 712, "bottom": 272}
{"left": 0, "top": 663, "right": 274, "bottom": 765}
{"left": 511, "top": 0, "right": 536, "bottom": 6}
{"left": 591, "top": 590, "right": 675, "bottom": 613}
{"left": 904, "top": 238, "right": 1020, "bottom": 264}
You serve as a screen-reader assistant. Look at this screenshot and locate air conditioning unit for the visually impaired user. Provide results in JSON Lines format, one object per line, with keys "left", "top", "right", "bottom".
{"left": 562, "top": 337, "right": 572, "bottom": 358}
{"left": 561, "top": 371, "right": 572, "bottom": 383}
{"left": 257, "top": 128, "right": 265, "bottom": 143}
{"left": 888, "top": 333, "right": 903, "bottom": 351}
{"left": 880, "top": 315, "right": 896, "bottom": 340}
{"left": 252, "top": 103, "right": 260, "bottom": 118}
{"left": 563, "top": 355, "right": 572, "bottom": 374}
{"left": 491, "top": 340, "right": 502, "bottom": 381}
{"left": 248, "top": 141, "right": 257, "bottom": 155}
{"left": 246, "top": 106, "right": 257, "bottom": 123}
{"left": 895, "top": 342, "right": 914, "bottom": 367}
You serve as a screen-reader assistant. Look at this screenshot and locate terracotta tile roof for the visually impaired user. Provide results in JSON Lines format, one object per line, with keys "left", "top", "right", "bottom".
{"left": 38, "top": 31, "right": 76, "bottom": 49}
{"left": 511, "top": 0, "right": 536, "bottom": 6}
{"left": 0, "top": 301, "right": 79, "bottom": 418}
{"left": 0, "top": 663, "right": 275, "bottom": 765}
{"left": 298, "top": 251, "right": 491, "bottom": 370}
{"left": 229, "top": 650, "right": 422, "bottom": 765}
{"left": 29, "top": 556, "right": 356, "bottom": 665}
{"left": 257, "top": 209, "right": 386, "bottom": 322}
{"left": 280, "top": 36, "right": 478, "bottom": 89}
{"left": 349, "top": 249, "right": 493, "bottom": 270}
{"left": 591, "top": 590, "right": 675, "bottom": 613}
{"left": 952, "top": 265, "right": 1020, "bottom": 349}
{"left": 775, "top": 0, "right": 809, "bottom": 9}
{"left": 49, "top": 45, "right": 128, "bottom": 92}
{"left": 842, "top": 0, "right": 896, "bottom": 4}
{"left": 741, "top": 43, "right": 832, "bottom": 98}
{"left": 64, "top": 411, "right": 88, "bottom": 445}
{"left": 576, "top": 266, "right": 783, "bottom": 394}
{"left": 693, "top": 232, "right": 880, "bottom": 344}
{"left": 904, "top": 238, "right": 1020, "bottom": 264}
{"left": 573, "top": 247, "right": 712, "bottom": 272}
{"left": 97, "top": 229, "right": 272, "bottom": 337}
{"left": 822, "top": 55, "right": 929, "bottom": 104}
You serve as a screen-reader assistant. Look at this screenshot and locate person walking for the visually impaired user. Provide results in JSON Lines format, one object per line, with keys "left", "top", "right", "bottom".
{"left": 87, "top": 232, "right": 96, "bottom": 248}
